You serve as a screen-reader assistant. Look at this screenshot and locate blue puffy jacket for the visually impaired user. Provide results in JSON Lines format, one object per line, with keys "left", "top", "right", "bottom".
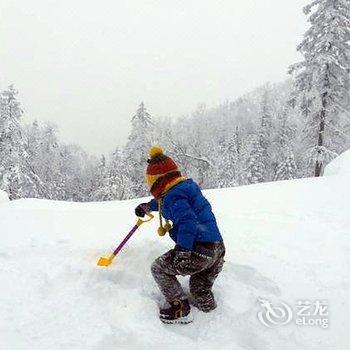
{"left": 148, "top": 179, "right": 223, "bottom": 250}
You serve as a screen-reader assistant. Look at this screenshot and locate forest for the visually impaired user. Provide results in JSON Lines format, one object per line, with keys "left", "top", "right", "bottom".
{"left": 1, "top": 0, "right": 349, "bottom": 201}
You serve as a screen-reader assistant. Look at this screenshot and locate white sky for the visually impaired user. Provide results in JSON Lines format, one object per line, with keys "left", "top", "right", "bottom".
{"left": 0, "top": 0, "right": 309, "bottom": 155}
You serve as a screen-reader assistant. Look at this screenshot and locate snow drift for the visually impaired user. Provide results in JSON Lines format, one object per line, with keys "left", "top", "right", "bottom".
{"left": 0, "top": 152, "right": 349, "bottom": 350}
{"left": 324, "top": 149, "right": 350, "bottom": 177}
{"left": 0, "top": 190, "right": 9, "bottom": 203}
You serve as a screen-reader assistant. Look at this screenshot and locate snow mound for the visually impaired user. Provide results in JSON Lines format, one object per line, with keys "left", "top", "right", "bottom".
{"left": 0, "top": 190, "right": 9, "bottom": 202}
{"left": 0, "top": 175, "right": 349, "bottom": 349}
{"left": 324, "top": 149, "right": 350, "bottom": 176}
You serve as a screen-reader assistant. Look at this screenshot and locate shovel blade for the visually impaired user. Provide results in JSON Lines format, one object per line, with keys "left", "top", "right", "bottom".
{"left": 97, "top": 256, "right": 113, "bottom": 267}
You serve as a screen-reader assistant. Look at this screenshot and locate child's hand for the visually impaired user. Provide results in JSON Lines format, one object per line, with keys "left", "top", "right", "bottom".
{"left": 135, "top": 203, "right": 151, "bottom": 217}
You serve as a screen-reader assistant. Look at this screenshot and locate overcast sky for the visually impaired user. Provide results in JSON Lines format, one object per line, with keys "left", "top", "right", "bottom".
{"left": 0, "top": 0, "right": 309, "bottom": 155}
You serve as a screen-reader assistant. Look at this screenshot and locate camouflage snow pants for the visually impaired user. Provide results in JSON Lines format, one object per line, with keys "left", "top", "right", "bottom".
{"left": 151, "top": 241, "right": 225, "bottom": 312}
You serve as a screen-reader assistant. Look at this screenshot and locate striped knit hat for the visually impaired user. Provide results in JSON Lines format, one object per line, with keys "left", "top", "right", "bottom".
{"left": 146, "top": 146, "right": 185, "bottom": 199}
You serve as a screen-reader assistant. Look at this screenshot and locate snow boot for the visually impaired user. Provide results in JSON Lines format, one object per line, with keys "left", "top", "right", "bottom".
{"left": 159, "top": 299, "right": 193, "bottom": 324}
{"left": 193, "top": 292, "right": 217, "bottom": 313}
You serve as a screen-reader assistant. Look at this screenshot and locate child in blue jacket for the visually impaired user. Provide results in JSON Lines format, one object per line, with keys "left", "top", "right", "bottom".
{"left": 135, "top": 146, "right": 225, "bottom": 324}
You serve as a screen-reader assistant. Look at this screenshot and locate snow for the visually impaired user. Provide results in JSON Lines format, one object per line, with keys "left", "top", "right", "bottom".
{"left": 324, "top": 149, "right": 350, "bottom": 177}
{"left": 0, "top": 156, "right": 349, "bottom": 349}
{"left": 0, "top": 190, "right": 9, "bottom": 203}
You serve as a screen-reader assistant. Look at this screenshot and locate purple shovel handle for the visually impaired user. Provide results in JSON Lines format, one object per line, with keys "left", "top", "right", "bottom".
{"left": 112, "top": 224, "right": 139, "bottom": 256}
{"left": 110, "top": 214, "right": 153, "bottom": 258}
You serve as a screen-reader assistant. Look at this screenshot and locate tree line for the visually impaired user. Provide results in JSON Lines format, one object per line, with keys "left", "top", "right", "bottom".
{"left": 1, "top": 0, "right": 349, "bottom": 201}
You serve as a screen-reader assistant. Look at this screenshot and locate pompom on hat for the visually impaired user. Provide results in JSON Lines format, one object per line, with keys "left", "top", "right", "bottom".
{"left": 148, "top": 145, "right": 164, "bottom": 158}
{"left": 145, "top": 146, "right": 185, "bottom": 199}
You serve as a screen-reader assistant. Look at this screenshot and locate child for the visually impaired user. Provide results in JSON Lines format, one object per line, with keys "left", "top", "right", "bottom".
{"left": 135, "top": 146, "right": 225, "bottom": 324}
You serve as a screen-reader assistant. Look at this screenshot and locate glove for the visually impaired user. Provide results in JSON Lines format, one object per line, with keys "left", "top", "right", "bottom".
{"left": 173, "top": 245, "right": 192, "bottom": 275}
{"left": 135, "top": 203, "right": 151, "bottom": 217}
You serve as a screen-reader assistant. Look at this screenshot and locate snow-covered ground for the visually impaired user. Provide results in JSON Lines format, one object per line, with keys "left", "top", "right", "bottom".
{"left": 1, "top": 152, "right": 350, "bottom": 350}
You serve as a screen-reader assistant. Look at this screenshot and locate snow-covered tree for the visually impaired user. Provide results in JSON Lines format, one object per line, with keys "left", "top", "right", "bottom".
{"left": 273, "top": 104, "right": 297, "bottom": 180}
{"left": 58, "top": 144, "right": 95, "bottom": 202}
{"left": 124, "top": 102, "right": 154, "bottom": 197}
{"left": 245, "top": 135, "right": 266, "bottom": 184}
{"left": 91, "top": 155, "right": 108, "bottom": 200}
{"left": 0, "top": 86, "right": 41, "bottom": 199}
{"left": 289, "top": 0, "right": 350, "bottom": 176}
{"left": 215, "top": 127, "right": 241, "bottom": 187}
{"left": 245, "top": 91, "right": 272, "bottom": 184}
{"left": 107, "top": 148, "right": 134, "bottom": 200}
{"left": 25, "top": 122, "right": 66, "bottom": 199}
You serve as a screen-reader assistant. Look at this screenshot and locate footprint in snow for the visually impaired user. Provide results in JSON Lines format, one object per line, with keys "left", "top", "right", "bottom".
{"left": 227, "top": 263, "right": 281, "bottom": 296}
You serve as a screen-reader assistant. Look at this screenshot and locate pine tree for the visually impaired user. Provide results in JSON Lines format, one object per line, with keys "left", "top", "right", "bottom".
{"left": 216, "top": 127, "right": 241, "bottom": 187}
{"left": 246, "top": 135, "right": 266, "bottom": 184}
{"left": 124, "top": 102, "right": 154, "bottom": 198}
{"left": 107, "top": 148, "right": 134, "bottom": 200}
{"left": 289, "top": 0, "right": 350, "bottom": 176}
{"left": 274, "top": 105, "right": 297, "bottom": 180}
{"left": 92, "top": 155, "right": 109, "bottom": 201}
{"left": 25, "top": 122, "right": 66, "bottom": 199}
{"left": 246, "top": 91, "right": 272, "bottom": 184}
{"left": 59, "top": 144, "right": 94, "bottom": 202}
{"left": 0, "top": 86, "right": 41, "bottom": 199}
{"left": 41, "top": 124, "right": 66, "bottom": 198}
